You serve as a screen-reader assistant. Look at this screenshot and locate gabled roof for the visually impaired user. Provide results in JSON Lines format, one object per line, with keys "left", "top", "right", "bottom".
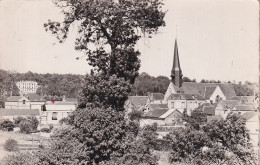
{"left": 159, "top": 109, "right": 182, "bottom": 119}
{"left": 0, "top": 108, "right": 40, "bottom": 116}
{"left": 231, "top": 96, "right": 257, "bottom": 102}
{"left": 216, "top": 100, "right": 240, "bottom": 110}
{"left": 6, "top": 96, "right": 26, "bottom": 102}
{"left": 181, "top": 82, "right": 236, "bottom": 99}
{"left": 240, "top": 112, "right": 258, "bottom": 121}
{"left": 25, "top": 93, "right": 46, "bottom": 102}
{"left": 167, "top": 93, "right": 204, "bottom": 100}
{"left": 202, "top": 106, "right": 215, "bottom": 115}
{"left": 127, "top": 96, "right": 148, "bottom": 107}
{"left": 46, "top": 101, "right": 77, "bottom": 105}
{"left": 144, "top": 103, "right": 168, "bottom": 118}
{"left": 233, "top": 105, "right": 255, "bottom": 111}
{"left": 145, "top": 108, "right": 168, "bottom": 118}
{"left": 204, "top": 86, "right": 217, "bottom": 99}
{"left": 148, "top": 93, "right": 164, "bottom": 101}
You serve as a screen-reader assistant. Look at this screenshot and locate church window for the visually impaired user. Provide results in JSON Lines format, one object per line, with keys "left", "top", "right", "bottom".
{"left": 23, "top": 100, "right": 25, "bottom": 104}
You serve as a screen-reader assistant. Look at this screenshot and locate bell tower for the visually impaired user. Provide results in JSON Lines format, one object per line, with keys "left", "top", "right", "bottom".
{"left": 171, "top": 39, "right": 183, "bottom": 87}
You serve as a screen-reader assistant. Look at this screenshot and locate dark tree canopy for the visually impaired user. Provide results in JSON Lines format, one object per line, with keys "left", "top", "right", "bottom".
{"left": 44, "top": 0, "right": 165, "bottom": 110}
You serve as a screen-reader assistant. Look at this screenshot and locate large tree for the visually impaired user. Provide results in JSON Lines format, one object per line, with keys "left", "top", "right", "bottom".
{"left": 28, "top": 0, "right": 166, "bottom": 164}
{"left": 44, "top": 0, "right": 165, "bottom": 110}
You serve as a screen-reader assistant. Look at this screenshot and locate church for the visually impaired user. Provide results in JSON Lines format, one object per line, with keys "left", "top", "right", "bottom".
{"left": 163, "top": 39, "right": 237, "bottom": 114}
{"left": 125, "top": 39, "right": 238, "bottom": 124}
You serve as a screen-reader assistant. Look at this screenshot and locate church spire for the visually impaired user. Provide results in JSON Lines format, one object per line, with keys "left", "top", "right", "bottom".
{"left": 171, "top": 39, "right": 183, "bottom": 87}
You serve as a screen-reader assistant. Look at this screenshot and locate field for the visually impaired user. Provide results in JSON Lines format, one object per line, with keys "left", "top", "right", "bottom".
{"left": 0, "top": 128, "right": 51, "bottom": 164}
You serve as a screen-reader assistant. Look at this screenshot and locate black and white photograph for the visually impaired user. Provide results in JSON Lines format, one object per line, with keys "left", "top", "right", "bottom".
{"left": 0, "top": 0, "right": 259, "bottom": 164}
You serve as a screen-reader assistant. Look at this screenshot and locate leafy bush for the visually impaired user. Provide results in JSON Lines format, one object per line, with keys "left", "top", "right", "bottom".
{"left": 18, "top": 116, "right": 39, "bottom": 134}
{"left": 40, "top": 128, "right": 51, "bottom": 133}
{"left": 19, "top": 120, "right": 32, "bottom": 134}
{"left": 13, "top": 116, "right": 25, "bottom": 126}
{"left": 4, "top": 139, "right": 19, "bottom": 152}
{"left": 0, "top": 120, "right": 14, "bottom": 131}
{"left": 4, "top": 152, "right": 36, "bottom": 165}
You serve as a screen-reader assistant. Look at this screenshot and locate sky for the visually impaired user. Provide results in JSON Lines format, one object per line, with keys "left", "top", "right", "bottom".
{"left": 0, "top": 0, "right": 259, "bottom": 83}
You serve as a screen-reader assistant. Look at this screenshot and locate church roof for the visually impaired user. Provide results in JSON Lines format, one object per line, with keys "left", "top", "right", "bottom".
{"left": 181, "top": 82, "right": 236, "bottom": 99}
{"left": 167, "top": 93, "right": 204, "bottom": 100}
{"left": 204, "top": 87, "right": 217, "bottom": 99}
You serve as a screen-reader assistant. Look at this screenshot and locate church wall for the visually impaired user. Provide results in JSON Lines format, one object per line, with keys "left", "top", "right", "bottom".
{"left": 209, "top": 86, "right": 226, "bottom": 103}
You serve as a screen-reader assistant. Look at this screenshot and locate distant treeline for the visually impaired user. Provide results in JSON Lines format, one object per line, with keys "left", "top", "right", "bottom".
{"left": 0, "top": 70, "right": 256, "bottom": 107}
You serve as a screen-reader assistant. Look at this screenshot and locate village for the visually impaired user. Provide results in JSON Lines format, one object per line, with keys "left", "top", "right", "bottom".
{"left": 0, "top": 40, "right": 259, "bottom": 159}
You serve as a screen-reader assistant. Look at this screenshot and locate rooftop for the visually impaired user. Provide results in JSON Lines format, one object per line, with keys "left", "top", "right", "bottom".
{"left": 0, "top": 108, "right": 40, "bottom": 116}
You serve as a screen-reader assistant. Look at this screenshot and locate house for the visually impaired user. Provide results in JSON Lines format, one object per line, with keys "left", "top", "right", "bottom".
{"left": 147, "top": 93, "right": 165, "bottom": 104}
{"left": 166, "top": 93, "right": 205, "bottom": 115}
{"left": 25, "top": 93, "right": 46, "bottom": 111}
{"left": 231, "top": 96, "right": 259, "bottom": 109}
{"left": 5, "top": 94, "right": 46, "bottom": 111}
{"left": 124, "top": 96, "right": 148, "bottom": 117}
{"left": 42, "top": 100, "right": 77, "bottom": 124}
{"left": 5, "top": 96, "right": 31, "bottom": 109}
{"left": 0, "top": 108, "right": 40, "bottom": 121}
{"left": 240, "top": 112, "right": 259, "bottom": 153}
{"left": 16, "top": 80, "right": 38, "bottom": 95}
{"left": 215, "top": 100, "right": 240, "bottom": 118}
{"left": 232, "top": 105, "right": 256, "bottom": 115}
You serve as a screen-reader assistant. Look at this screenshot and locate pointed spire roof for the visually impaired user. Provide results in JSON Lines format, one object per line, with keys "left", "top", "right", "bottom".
{"left": 172, "top": 39, "right": 181, "bottom": 72}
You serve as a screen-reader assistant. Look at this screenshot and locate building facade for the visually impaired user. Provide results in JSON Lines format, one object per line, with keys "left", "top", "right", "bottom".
{"left": 16, "top": 80, "right": 39, "bottom": 95}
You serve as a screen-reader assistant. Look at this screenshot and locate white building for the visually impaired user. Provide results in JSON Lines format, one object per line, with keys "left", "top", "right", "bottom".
{"left": 16, "top": 80, "right": 39, "bottom": 94}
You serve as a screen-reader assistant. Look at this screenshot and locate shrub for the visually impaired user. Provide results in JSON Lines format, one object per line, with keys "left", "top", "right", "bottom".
{"left": 40, "top": 128, "right": 51, "bottom": 133}
{"left": 19, "top": 120, "right": 32, "bottom": 134}
{"left": 4, "top": 139, "right": 19, "bottom": 152}
{"left": 4, "top": 152, "right": 36, "bottom": 165}
{"left": 0, "top": 120, "right": 14, "bottom": 131}
{"left": 49, "top": 124, "right": 53, "bottom": 130}
{"left": 26, "top": 116, "right": 39, "bottom": 132}
{"left": 18, "top": 116, "right": 39, "bottom": 134}
{"left": 13, "top": 116, "right": 25, "bottom": 126}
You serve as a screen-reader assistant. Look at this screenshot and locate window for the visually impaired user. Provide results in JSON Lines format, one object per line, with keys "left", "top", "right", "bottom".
{"left": 171, "top": 102, "right": 174, "bottom": 108}
{"left": 23, "top": 100, "right": 25, "bottom": 104}
{"left": 181, "top": 102, "right": 185, "bottom": 108}
{"left": 52, "top": 112, "right": 58, "bottom": 120}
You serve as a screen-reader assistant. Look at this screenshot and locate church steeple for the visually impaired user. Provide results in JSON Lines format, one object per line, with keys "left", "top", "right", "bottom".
{"left": 171, "top": 39, "right": 183, "bottom": 87}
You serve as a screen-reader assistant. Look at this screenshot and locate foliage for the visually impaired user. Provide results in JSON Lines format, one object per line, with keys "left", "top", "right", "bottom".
{"left": 37, "top": 0, "right": 166, "bottom": 164}
{"left": 78, "top": 74, "right": 132, "bottom": 111}
{"left": 4, "top": 152, "right": 36, "bottom": 165}
{"left": 166, "top": 113, "right": 257, "bottom": 164}
{"left": 182, "top": 106, "right": 207, "bottom": 130}
{"left": 0, "top": 120, "right": 14, "bottom": 131}
{"left": 232, "top": 83, "right": 254, "bottom": 96}
{"left": 128, "top": 110, "right": 142, "bottom": 121}
{"left": 40, "top": 128, "right": 52, "bottom": 133}
{"left": 4, "top": 139, "right": 19, "bottom": 152}
{"left": 131, "top": 72, "right": 170, "bottom": 95}
{"left": 19, "top": 116, "right": 39, "bottom": 134}
{"left": 0, "top": 70, "right": 20, "bottom": 108}
{"left": 13, "top": 116, "right": 25, "bottom": 126}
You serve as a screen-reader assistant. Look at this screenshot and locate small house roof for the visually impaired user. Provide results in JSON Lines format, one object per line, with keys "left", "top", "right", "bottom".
{"left": 202, "top": 106, "right": 215, "bottom": 115}
{"left": 25, "top": 93, "right": 46, "bottom": 102}
{"left": 240, "top": 112, "right": 258, "bottom": 121}
{"left": 0, "top": 108, "right": 40, "bottom": 116}
{"left": 6, "top": 96, "right": 23, "bottom": 102}
{"left": 233, "top": 105, "right": 255, "bottom": 111}
{"left": 148, "top": 93, "right": 164, "bottom": 101}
